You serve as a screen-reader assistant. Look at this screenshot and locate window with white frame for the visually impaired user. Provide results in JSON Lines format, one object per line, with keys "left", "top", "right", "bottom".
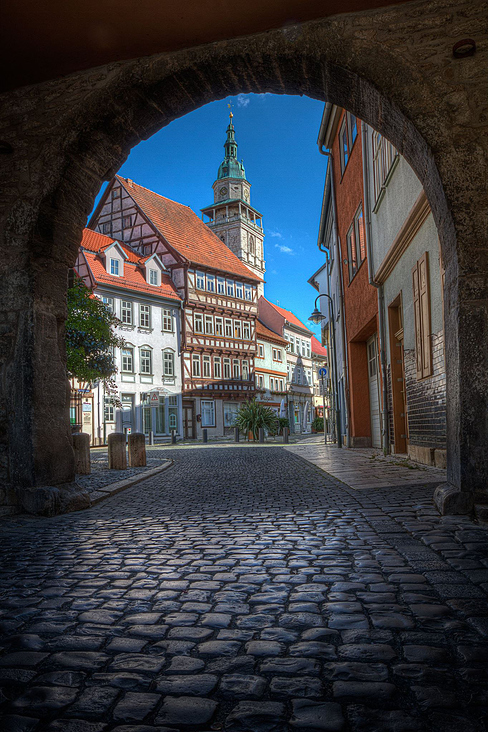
{"left": 301, "top": 341, "right": 307, "bottom": 357}
{"left": 121, "top": 347, "right": 134, "bottom": 372}
{"left": 234, "top": 320, "right": 242, "bottom": 339}
{"left": 242, "top": 361, "right": 249, "bottom": 381}
{"left": 346, "top": 204, "right": 366, "bottom": 282}
{"left": 206, "top": 274, "right": 215, "bottom": 292}
{"left": 140, "top": 304, "right": 150, "bottom": 328}
{"left": 287, "top": 363, "right": 292, "bottom": 382}
{"left": 235, "top": 282, "right": 243, "bottom": 299}
{"left": 244, "top": 284, "right": 252, "bottom": 301}
{"left": 306, "top": 342, "right": 311, "bottom": 358}
{"left": 223, "top": 358, "right": 231, "bottom": 379}
{"left": 168, "top": 395, "right": 178, "bottom": 430}
{"left": 339, "top": 111, "right": 358, "bottom": 175}
{"left": 226, "top": 280, "right": 235, "bottom": 297}
{"left": 296, "top": 367, "right": 302, "bottom": 384}
{"left": 110, "top": 258, "right": 119, "bottom": 276}
{"left": 215, "top": 317, "right": 223, "bottom": 336}
{"left": 102, "top": 296, "right": 114, "bottom": 313}
{"left": 243, "top": 322, "right": 251, "bottom": 340}
{"left": 214, "top": 356, "right": 221, "bottom": 379}
{"left": 225, "top": 319, "right": 233, "bottom": 337}
{"left": 270, "top": 377, "right": 274, "bottom": 391}
{"left": 257, "top": 374, "right": 264, "bottom": 388}
{"left": 372, "top": 131, "right": 397, "bottom": 205}
{"left": 279, "top": 379, "right": 284, "bottom": 391}
{"left": 192, "top": 354, "right": 201, "bottom": 377}
{"left": 140, "top": 348, "right": 152, "bottom": 374}
{"left": 149, "top": 268, "right": 158, "bottom": 286}
{"left": 204, "top": 315, "right": 213, "bottom": 335}
{"left": 194, "top": 313, "right": 204, "bottom": 333}
{"left": 121, "top": 300, "right": 132, "bottom": 325}
{"left": 163, "top": 349, "right": 175, "bottom": 377}
{"left": 201, "top": 400, "right": 215, "bottom": 427}
{"left": 162, "top": 309, "right": 173, "bottom": 332}
{"left": 104, "top": 397, "right": 115, "bottom": 422}
{"left": 233, "top": 359, "right": 240, "bottom": 379}
{"left": 258, "top": 343, "right": 264, "bottom": 357}
{"left": 273, "top": 348, "right": 282, "bottom": 362}
{"left": 217, "top": 277, "right": 225, "bottom": 294}
{"left": 202, "top": 355, "right": 211, "bottom": 378}
{"left": 196, "top": 271, "right": 205, "bottom": 290}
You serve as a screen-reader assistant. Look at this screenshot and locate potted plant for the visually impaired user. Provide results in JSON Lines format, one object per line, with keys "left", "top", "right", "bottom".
{"left": 311, "top": 416, "right": 324, "bottom": 433}
{"left": 233, "top": 398, "right": 279, "bottom": 442}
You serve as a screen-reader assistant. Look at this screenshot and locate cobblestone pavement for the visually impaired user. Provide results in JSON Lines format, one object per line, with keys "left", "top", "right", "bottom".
{"left": 1, "top": 447, "right": 487, "bottom": 732}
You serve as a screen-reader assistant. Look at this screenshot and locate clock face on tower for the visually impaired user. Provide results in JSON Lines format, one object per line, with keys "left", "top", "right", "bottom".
{"left": 219, "top": 186, "right": 227, "bottom": 198}
{"left": 244, "top": 189, "right": 249, "bottom": 201}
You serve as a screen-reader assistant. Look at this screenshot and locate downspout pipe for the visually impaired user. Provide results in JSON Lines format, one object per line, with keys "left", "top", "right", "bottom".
{"left": 361, "top": 121, "right": 390, "bottom": 455}
{"left": 318, "top": 144, "right": 350, "bottom": 447}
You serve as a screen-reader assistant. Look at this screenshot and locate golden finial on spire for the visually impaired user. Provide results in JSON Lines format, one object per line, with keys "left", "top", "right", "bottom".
{"left": 227, "top": 101, "right": 234, "bottom": 120}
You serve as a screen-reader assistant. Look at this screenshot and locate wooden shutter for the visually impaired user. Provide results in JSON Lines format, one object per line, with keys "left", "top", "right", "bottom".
{"left": 418, "top": 252, "right": 432, "bottom": 378}
{"left": 412, "top": 261, "right": 423, "bottom": 379}
{"left": 412, "top": 253, "right": 432, "bottom": 380}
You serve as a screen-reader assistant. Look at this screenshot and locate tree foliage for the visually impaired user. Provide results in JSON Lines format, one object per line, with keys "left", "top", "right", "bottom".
{"left": 233, "top": 399, "right": 278, "bottom": 441}
{"left": 66, "top": 276, "right": 125, "bottom": 389}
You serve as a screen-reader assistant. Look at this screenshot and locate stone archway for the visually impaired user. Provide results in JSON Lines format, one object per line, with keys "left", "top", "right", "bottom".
{"left": 0, "top": 0, "right": 486, "bottom": 514}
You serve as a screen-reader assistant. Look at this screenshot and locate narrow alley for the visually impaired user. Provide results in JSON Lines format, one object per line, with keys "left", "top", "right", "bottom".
{"left": 0, "top": 447, "right": 487, "bottom": 731}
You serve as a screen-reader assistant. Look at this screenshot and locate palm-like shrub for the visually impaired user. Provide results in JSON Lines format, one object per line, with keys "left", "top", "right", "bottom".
{"left": 233, "top": 399, "right": 279, "bottom": 441}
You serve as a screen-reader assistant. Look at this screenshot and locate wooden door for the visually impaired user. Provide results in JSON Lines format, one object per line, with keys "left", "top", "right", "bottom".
{"left": 388, "top": 298, "right": 408, "bottom": 454}
{"left": 183, "top": 401, "right": 195, "bottom": 439}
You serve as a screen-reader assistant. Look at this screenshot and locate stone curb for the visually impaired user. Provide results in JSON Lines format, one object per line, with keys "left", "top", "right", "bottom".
{"left": 88, "top": 459, "right": 174, "bottom": 506}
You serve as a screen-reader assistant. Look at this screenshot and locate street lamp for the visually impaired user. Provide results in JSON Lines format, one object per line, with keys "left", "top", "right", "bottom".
{"left": 309, "top": 293, "right": 342, "bottom": 448}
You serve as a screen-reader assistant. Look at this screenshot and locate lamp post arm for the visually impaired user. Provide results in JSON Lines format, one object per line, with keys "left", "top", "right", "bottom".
{"left": 312, "top": 293, "right": 342, "bottom": 448}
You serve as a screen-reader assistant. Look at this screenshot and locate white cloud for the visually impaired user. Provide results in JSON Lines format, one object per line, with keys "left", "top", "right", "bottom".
{"left": 269, "top": 230, "right": 283, "bottom": 239}
{"left": 275, "top": 244, "right": 294, "bottom": 255}
{"left": 271, "top": 269, "right": 278, "bottom": 275}
{"left": 237, "top": 94, "right": 250, "bottom": 108}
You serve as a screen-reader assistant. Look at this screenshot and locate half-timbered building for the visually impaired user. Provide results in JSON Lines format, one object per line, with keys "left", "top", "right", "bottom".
{"left": 89, "top": 176, "right": 262, "bottom": 438}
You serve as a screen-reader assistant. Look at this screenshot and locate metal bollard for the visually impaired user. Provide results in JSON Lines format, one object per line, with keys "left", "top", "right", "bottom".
{"left": 234, "top": 427, "right": 240, "bottom": 443}
{"left": 171, "top": 430, "right": 177, "bottom": 445}
{"left": 73, "top": 432, "right": 91, "bottom": 475}
{"left": 283, "top": 427, "right": 289, "bottom": 444}
{"left": 202, "top": 428, "right": 208, "bottom": 443}
{"left": 108, "top": 433, "right": 127, "bottom": 469}
{"left": 259, "top": 427, "right": 265, "bottom": 443}
{"left": 128, "top": 432, "right": 146, "bottom": 467}
{"left": 148, "top": 430, "right": 154, "bottom": 446}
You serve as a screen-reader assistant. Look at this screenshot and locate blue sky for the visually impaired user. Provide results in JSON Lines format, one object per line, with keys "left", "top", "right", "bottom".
{"left": 92, "top": 93, "right": 327, "bottom": 333}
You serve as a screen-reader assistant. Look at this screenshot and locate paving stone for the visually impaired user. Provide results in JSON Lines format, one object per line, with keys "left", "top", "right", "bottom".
{"left": 35, "top": 671, "right": 85, "bottom": 686}
{"left": 411, "top": 685, "right": 458, "bottom": 709}
{"left": 108, "top": 654, "right": 166, "bottom": 673}
{"left": 166, "top": 656, "right": 206, "bottom": 673}
{"left": 112, "top": 692, "right": 160, "bottom": 722}
{"left": 155, "top": 696, "right": 218, "bottom": 726}
{"left": 224, "top": 701, "right": 286, "bottom": 732}
{"left": 87, "top": 673, "right": 152, "bottom": 690}
{"left": 337, "top": 644, "right": 396, "bottom": 661}
{"left": 0, "top": 652, "right": 48, "bottom": 667}
{"left": 269, "top": 676, "right": 324, "bottom": 698}
{"left": 245, "top": 640, "right": 282, "bottom": 656}
{"left": 155, "top": 674, "right": 218, "bottom": 696}
{"left": 289, "top": 699, "right": 345, "bottom": 730}
{"left": 328, "top": 614, "right": 369, "bottom": 630}
{"left": 279, "top": 613, "right": 324, "bottom": 628}
{"left": 197, "top": 640, "right": 241, "bottom": 656}
{"left": 323, "top": 661, "right": 388, "bottom": 681}
{"left": 11, "top": 685, "right": 79, "bottom": 712}
{"left": 260, "top": 657, "right": 321, "bottom": 676}
{"left": 201, "top": 613, "right": 232, "bottom": 628}
{"left": 402, "top": 645, "right": 451, "bottom": 663}
{"left": 346, "top": 706, "right": 424, "bottom": 731}
{"left": 45, "top": 721, "right": 107, "bottom": 732}
{"left": 67, "top": 687, "right": 120, "bottom": 717}
{"left": 332, "top": 681, "right": 396, "bottom": 699}
{"left": 0, "top": 716, "right": 40, "bottom": 732}
{"left": 219, "top": 673, "right": 267, "bottom": 699}
{"left": 47, "top": 652, "right": 109, "bottom": 670}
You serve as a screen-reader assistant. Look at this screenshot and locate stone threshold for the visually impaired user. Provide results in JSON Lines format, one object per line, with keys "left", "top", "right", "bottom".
{"left": 88, "top": 460, "right": 174, "bottom": 506}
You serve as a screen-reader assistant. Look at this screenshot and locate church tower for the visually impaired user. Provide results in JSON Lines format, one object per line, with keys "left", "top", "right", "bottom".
{"left": 201, "top": 111, "right": 265, "bottom": 296}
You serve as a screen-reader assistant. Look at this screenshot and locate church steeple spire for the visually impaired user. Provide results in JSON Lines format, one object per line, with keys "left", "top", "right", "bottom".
{"left": 217, "top": 110, "right": 246, "bottom": 181}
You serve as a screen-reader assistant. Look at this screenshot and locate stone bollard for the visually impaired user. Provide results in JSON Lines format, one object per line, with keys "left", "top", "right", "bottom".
{"left": 108, "top": 433, "right": 127, "bottom": 470}
{"left": 283, "top": 427, "right": 289, "bottom": 444}
{"left": 128, "top": 432, "right": 146, "bottom": 467}
{"left": 234, "top": 427, "right": 240, "bottom": 442}
{"left": 202, "top": 428, "right": 208, "bottom": 443}
{"left": 171, "top": 430, "right": 177, "bottom": 445}
{"left": 259, "top": 427, "right": 265, "bottom": 443}
{"left": 73, "top": 432, "right": 91, "bottom": 475}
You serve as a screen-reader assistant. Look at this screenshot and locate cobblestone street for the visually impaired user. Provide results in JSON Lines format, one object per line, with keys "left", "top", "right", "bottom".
{"left": 1, "top": 446, "right": 487, "bottom": 731}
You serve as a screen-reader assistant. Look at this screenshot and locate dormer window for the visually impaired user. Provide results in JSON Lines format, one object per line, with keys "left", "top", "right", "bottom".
{"left": 110, "top": 258, "right": 119, "bottom": 276}
{"left": 149, "top": 269, "right": 158, "bottom": 286}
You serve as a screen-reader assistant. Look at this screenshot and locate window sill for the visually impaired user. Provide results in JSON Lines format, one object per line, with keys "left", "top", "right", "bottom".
{"left": 138, "top": 327, "right": 153, "bottom": 333}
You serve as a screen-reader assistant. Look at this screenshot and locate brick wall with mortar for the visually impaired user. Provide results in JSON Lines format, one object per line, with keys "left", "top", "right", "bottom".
{"left": 0, "top": 0, "right": 487, "bottom": 513}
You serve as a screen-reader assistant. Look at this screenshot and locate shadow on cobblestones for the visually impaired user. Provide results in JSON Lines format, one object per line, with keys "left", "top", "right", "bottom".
{"left": 0, "top": 447, "right": 487, "bottom": 731}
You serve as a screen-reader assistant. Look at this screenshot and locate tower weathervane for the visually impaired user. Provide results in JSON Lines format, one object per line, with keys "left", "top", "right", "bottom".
{"left": 227, "top": 101, "right": 234, "bottom": 119}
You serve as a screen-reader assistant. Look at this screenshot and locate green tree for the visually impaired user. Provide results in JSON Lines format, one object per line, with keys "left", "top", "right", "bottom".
{"left": 233, "top": 399, "right": 278, "bottom": 441}
{"left": 66, "top": 276, "right": 125, "bottom": 391}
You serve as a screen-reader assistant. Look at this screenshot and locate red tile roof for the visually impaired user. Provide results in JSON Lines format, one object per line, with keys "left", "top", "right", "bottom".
{"left": 256, "top": 319, "right": 288, "bottom": 345}
{"left": 79, "top": 230, "right": 181, "bottom": 302}
{"left": 264, "top": 299, "right": 313, "bottom": 335}
{"left": 311, "top": 335, "right": 327, "bottom": 357}
{"left": 116, "top": 176, "right": 262, "bottom": 282}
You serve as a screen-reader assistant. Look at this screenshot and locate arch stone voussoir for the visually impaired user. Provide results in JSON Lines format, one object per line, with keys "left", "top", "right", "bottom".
{"left": 0, "top": 0, "right": 486, "bottom": 514}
